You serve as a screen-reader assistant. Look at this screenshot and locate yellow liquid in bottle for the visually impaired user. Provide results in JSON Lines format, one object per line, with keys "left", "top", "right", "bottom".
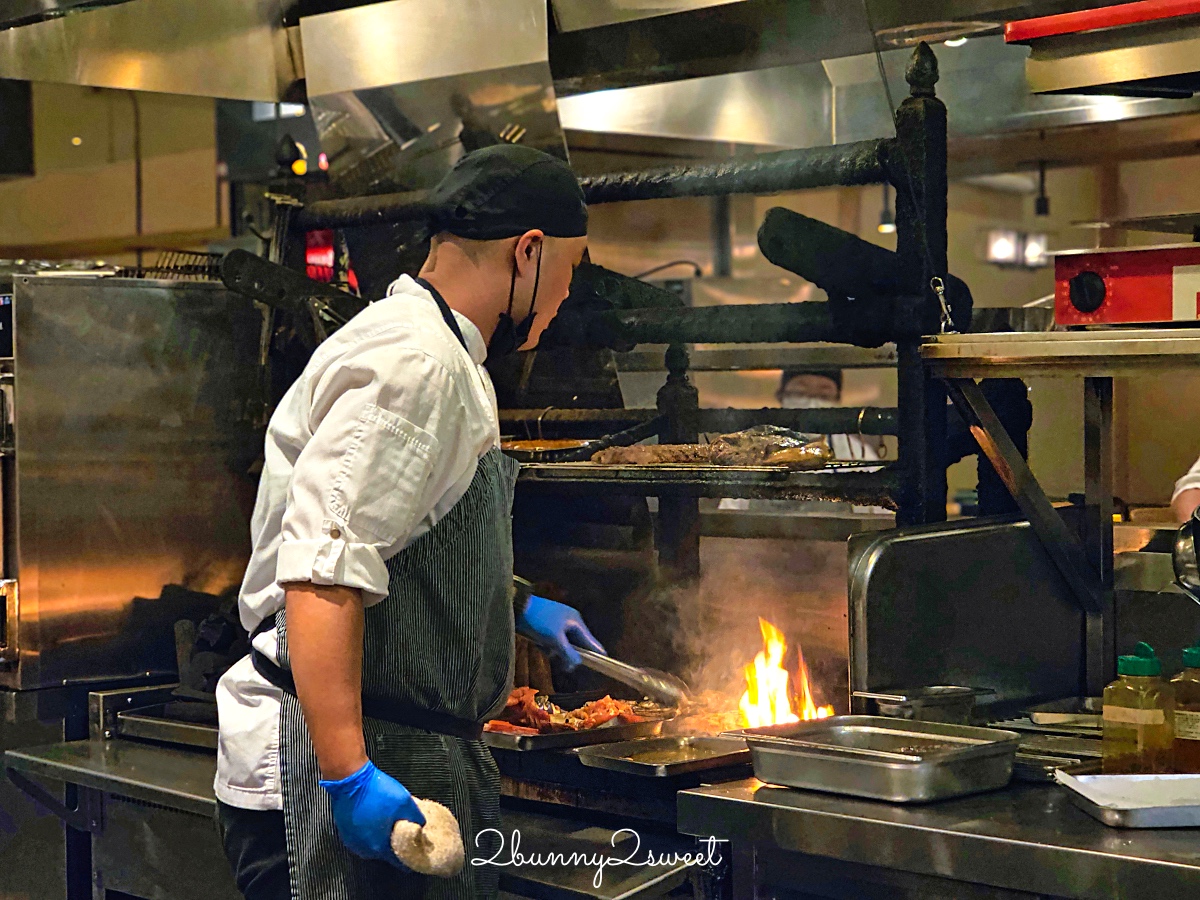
{"left": 1102, "top": 674, "right": 1175, "bottom": 774}
{"left": 1173, "top": 667, "right": 1200, "bottom": 774}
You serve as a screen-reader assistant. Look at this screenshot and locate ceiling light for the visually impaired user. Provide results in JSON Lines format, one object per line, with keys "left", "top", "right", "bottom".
{"left": 878, "top": 184, "right": 897, "bottom": 234}
{"left": 70, "top": 136, "right": 81, "bottom": 146}
{"left": 944, "top": 37, "right": 968, "bottom": 47}
{"left": 986, "top": 229, "right": 1020, "bottom": 265}
{"left": 1024, "top": 233, "right": 1048, "bottom": 267}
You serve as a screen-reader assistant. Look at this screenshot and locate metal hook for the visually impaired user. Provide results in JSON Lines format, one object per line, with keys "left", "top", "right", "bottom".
{"left": 931, "top": 276, "right": 956, "bottom": 335}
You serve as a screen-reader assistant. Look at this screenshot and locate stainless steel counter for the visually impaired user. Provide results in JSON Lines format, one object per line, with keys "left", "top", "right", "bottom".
{"left": 6, "top": 739, "right": 218, "bottom": 817}
{"left": 4, "top": 740, "right": 698, "bottom": 900}
{"left": 677, "top": 778, "right": 1200, "bottom": 899}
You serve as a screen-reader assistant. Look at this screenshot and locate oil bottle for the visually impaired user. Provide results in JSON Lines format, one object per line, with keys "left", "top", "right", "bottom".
{"left": 1172, "top": 646, "right": 1200, "bottom": 774}
{"left": 1102, "top": 642, "right": 1175, "bottom": 774}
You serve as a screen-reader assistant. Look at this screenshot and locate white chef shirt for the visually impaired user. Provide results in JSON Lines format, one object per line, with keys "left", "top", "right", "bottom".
{"left": 1175, "top": 455, "right": 1200, "bottom": 505}
{"left": 214, "top": 275, "right": 499, "bottom": 811}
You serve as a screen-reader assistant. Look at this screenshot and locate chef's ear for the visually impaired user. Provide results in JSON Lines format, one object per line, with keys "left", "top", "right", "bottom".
{"left": 514, "top": 229, "right": 544, "bottom": 273}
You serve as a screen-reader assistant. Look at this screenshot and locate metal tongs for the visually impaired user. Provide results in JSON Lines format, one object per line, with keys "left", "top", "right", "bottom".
{"left": 574, "top": 647, "right": 692, "bottom": 708}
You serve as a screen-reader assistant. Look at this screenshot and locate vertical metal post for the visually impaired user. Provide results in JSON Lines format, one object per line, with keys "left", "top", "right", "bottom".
{"left": 711, "top": 195, "right": 733, "bottom": 278}
{"left": 1084, "top": 377, "right": 1115, "bottom": 695}
{"left": 896, "top": 339, "right": 946, "bottom": 526}
{"left": 892, "top": 43, "right": 948, "bottom": 525}
{"left": 657, "top": 344, "right": 701, "bottom": 579}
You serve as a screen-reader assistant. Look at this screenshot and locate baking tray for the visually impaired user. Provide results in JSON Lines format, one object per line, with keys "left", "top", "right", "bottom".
{"left": 1014, "top": 754, "right": 1101, "bottom": 783}
{"left": 738, "top": 716, "right": 1019, "bottom": 803}
{"left": 1056, "top": 772, "right": 1200, "bottom": 827}
{"left": 483, "top": 718, "right": 664, "bottom": 751}
{"left": 1026, "top": 697, "right": 1102, "bottom": 727}
{"left": 576, "top": 736, "right": 750, "bottom": 777}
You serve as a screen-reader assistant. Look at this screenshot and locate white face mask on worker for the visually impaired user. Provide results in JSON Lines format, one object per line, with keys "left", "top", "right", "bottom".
{"left": 781, "top": 396, "right": 836, "bottom": 409}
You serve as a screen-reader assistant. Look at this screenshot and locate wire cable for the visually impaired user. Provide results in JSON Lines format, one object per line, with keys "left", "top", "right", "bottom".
{"left": 632, "top": 259, "right": 704, "bottom": 280}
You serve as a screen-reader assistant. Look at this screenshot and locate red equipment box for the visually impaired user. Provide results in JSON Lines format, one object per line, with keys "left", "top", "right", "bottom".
{"left": 1055, "top": 244, "right": 1200, "bottom": 325}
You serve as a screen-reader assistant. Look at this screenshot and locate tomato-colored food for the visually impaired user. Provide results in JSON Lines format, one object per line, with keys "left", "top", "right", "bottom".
{"left": 490, "top": 687, "right": 647, "bottom": 734}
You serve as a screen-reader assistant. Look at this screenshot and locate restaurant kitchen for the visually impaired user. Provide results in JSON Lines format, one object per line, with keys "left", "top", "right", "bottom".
{"left": 7, "top": 1, "right": 1200, "bottom": 899}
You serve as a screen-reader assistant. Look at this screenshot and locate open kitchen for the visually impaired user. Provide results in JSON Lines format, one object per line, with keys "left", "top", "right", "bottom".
{"left": 9, "top": 2, "right": 1200, "bottom": 899}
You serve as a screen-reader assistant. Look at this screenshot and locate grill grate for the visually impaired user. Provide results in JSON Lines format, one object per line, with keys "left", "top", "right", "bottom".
{"left": 116, "top": 250, "right": 224, "bottom": 282}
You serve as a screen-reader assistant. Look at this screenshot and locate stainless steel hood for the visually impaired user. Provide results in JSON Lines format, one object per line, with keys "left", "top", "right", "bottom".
{"left": 300, "top": 0, "right": 568, "bottom": 198}
{"left": 550, "top": 0, "right": 748, "bottom": 33}
{"left": 1009, "top": 6, "right": 1200, "bottom": 97}
{"left": 0, "top": 0, "right": 301, "bottom": 101}
{"left": 557, "top": 34, "right": 1200, "bottom": 154}
{"left": 0, "top": 0, "right": 134, "bottom": 30}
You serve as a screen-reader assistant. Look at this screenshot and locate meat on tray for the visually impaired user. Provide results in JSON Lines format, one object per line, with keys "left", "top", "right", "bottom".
{"left": 590, "top": 444, "right": 710, "bottom": 465}
{"left": 590, "top": 426, "right": 832, "bottom": 469}
{"left": 483, "top": 686, "right": 647, "bottom": 735}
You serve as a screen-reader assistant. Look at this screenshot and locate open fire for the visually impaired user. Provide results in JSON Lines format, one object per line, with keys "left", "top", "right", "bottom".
{"left": 739, "top": 617, "right": 834, "bottom": 727}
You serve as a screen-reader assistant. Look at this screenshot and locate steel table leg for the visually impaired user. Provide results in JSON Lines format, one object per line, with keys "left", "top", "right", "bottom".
{"left": 1084, "top": 377, "right": 1116, "bottom": 695}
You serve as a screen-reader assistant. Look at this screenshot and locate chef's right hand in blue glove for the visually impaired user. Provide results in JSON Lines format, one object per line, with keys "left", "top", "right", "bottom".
{"left": 517, "top": 594, "right": 606, "bottom": 671}
{"left": 320, "top": 760, "right": 426, "bottom": 867}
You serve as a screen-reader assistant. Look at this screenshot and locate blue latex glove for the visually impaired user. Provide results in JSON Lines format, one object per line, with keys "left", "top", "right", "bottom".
{"left": 320, "top": 761, "right": 426, "bottom": 868}
{"left": 516, "top": 594, "right": 605, "bottom": 670}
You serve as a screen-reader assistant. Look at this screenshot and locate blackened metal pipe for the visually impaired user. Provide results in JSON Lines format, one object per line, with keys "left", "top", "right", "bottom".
{"left": 499, "top": 410, "right": 655, "bottom": 439}
{"left": 699, "top": 407, "right": 897, "bottom": 436}
{"left": 541, "top": 302, "right": 839, "bottom": 350}
{"left": 294, "top": 190, "right": 433, "bottom": 230}
{"left": 579, "top": 140, "right": 891, "bottom": 204}
{"left": 293, "top": 139, "right": 892, "bottom": 229}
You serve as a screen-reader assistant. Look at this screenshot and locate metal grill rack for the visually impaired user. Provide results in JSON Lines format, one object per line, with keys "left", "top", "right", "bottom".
{"left": 294, "top": 42, "right": 954, "bottom": 578}
{"left": 116, "top": 250, "right": 224, "bottom": 282}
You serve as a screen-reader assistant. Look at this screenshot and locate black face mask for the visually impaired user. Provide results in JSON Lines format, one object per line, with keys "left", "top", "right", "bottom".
{"left": 486, "top": 243, "right": 542, "bottom": 364}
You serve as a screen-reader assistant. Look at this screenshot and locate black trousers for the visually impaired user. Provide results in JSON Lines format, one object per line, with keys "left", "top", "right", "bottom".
{"left": 216, "top": 800, "right": 291, "bottom": 900}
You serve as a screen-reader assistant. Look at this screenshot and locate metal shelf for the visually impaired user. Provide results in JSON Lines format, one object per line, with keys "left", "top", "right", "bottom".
{"left": 517, "top": 462, "right": 901, "bottom": 504}
{"left": 922, "top": 328, "right": 1200, "bottom": 377}
{"left": 614, "top": 343, "right": 898, "bottom": 372}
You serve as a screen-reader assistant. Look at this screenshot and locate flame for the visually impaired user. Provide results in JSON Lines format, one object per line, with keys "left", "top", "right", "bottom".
{"left": 739, "top": 617, "right": 834, "bottom": 727}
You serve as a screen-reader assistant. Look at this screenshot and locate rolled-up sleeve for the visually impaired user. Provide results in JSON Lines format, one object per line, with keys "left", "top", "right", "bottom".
{"left": 1174, "top": 455, "right": 1200, "bottom": 503}
{"left": 276, "top": 344, "right": 467, "bottom": 606}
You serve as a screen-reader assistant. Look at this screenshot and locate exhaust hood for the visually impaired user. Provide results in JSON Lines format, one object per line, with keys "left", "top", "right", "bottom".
{"left": 0, "top": 0, "right": 134, "bottom": 30}
{"left": 557, "top": 34, "right": 1200, "bottom": 156}
{"left": 0, "top": 0, "right": 301, "bottom": 101}
{"left": 300, "top": 0, "right": 568, "bottom": 198}
{"left": 1007, "top": 2, "right": 1200, "bottom": 97}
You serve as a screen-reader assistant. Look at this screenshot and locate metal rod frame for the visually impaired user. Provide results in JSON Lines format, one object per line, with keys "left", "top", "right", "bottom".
{"left": 285, "top": 44, "right": 950, "bottom": 527}
{"left": 1084, "top": 377, "right": 1116, "bottom": 695}
{"left": 945, "top": 378, "right": 1103, "bottom": 618}
{"left": 6, "top": 768, "right": 103, "bottom": 834}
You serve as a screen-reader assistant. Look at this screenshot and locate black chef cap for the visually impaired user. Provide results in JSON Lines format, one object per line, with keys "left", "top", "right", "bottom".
{"left": 427, "top": 145, "right": 588, "bottom": 241}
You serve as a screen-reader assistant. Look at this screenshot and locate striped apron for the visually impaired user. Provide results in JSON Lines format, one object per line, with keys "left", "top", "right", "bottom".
{"left": 273, "top": 445, "right": 519, "bottom": 899}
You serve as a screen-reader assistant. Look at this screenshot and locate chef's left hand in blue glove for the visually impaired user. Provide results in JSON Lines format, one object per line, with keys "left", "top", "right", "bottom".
{"left": 319, "top": 761, "right": 425, "bottom": 869}
{"left": 517, "top": 595, "right": 605, "bottom": 670}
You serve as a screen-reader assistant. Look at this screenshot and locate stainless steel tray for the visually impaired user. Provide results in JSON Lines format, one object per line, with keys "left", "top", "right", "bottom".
{"left": 738, "top": 716, "right": 1019, "bottom": 803}
{"left": 483, "top": 718, "right": 663, "bottom": 751}
{"left": 1056, "top": 773, "right": 1200, "bottom": 828}
{"left": 576, "top": 736, "right": 750, "bottom": 777}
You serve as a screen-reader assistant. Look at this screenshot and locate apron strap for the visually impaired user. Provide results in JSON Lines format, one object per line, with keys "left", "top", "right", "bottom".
{"left": 249, "top": 620, "right": 485, "bottom": 742}
{"left": 414, "top": 276, "right": 470, "bottom": 352}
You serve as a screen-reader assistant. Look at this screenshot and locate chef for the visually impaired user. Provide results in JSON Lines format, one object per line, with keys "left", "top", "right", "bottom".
{"left": 214, "top": 144, "right": 603, "bottom": 900}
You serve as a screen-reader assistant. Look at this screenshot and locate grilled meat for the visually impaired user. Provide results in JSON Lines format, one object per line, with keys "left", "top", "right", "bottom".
{"left": 590, "top": 444, "right": 710, "bottom": 465}
{"left": 590, "top": 426, "right": 832, "bottom": 469}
